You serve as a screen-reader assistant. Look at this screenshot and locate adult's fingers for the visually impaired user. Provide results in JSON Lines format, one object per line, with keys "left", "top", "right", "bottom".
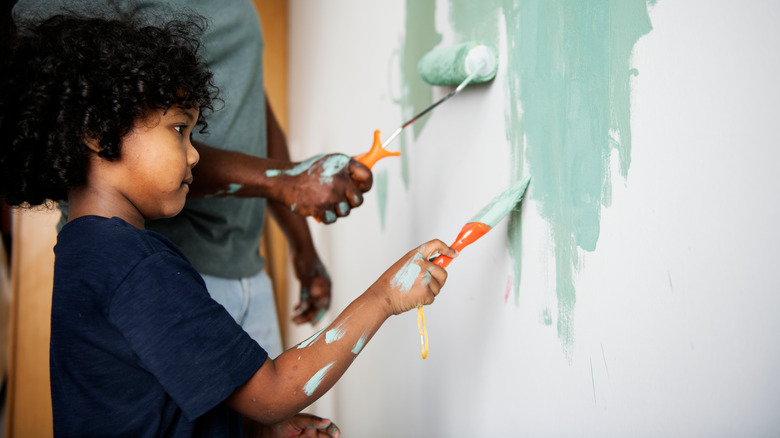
{"left": 348, "top": 159, "right": 373, "bottom": 192}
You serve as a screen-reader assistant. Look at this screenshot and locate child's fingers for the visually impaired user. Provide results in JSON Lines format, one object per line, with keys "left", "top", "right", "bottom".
{"left": 419, "top": 239, "right": 459, "bottom": 261}
{"left": 425, "top": 263, "right": 449, "bottom": 295}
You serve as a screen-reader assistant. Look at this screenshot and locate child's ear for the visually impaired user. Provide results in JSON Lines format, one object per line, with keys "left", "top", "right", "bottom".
{"left": 83, "top": 137, "right": 103, "bottom": 154}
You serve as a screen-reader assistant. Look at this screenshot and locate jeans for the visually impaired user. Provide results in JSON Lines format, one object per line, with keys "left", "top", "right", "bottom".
{"left": 201, "top": 270, "right": 284, "bottom": 358}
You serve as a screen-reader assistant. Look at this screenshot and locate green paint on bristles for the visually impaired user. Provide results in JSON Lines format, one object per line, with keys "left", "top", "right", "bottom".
{"left": 469, "top": 176, "right": 530, "bottom": 227}
{"left": 417, "top": 41, "right": 498, "bottom": 86}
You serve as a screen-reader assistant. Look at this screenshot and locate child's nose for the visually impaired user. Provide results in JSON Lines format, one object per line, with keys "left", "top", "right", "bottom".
{"left": 188, "top": 141, "right": 200, "bottom": 168}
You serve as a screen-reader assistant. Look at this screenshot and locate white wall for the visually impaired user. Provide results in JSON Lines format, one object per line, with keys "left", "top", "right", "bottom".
{"left": 286, "top": 1, "right": 780, "bottom": 436}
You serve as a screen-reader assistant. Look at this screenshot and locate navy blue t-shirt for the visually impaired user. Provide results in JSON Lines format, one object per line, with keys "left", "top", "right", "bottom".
{"left": 51, "top": 216, "right": 268, "bottom": 437}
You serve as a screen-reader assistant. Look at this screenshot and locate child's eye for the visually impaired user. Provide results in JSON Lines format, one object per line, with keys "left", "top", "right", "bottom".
{"left": 174, "top": 125, "right": 186, "bottom": 135}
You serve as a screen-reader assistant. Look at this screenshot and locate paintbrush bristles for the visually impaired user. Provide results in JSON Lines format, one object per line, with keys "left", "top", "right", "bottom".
{"left": 468, "top": 176, "right": 531, "bottom": 227}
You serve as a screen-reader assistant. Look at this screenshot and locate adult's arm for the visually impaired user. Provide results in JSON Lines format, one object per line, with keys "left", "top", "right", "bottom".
{"left": 187, "top": 101, "right": 372, "bottom": 223}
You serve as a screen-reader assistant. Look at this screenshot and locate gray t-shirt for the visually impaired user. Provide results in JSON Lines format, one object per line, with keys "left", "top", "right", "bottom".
{"left": 14, "top": 0, "right": 268, "bottom": 278}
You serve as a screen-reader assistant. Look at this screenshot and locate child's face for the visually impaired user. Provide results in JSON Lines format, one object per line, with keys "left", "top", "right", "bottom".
{"left": 111, "top": 105, "right": 200, "bottom": 222}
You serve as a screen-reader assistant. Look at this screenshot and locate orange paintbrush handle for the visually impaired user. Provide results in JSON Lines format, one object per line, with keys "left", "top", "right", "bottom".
{"left": 354, "top": 130, "right": 400, "bottom": 169}
{"left": 417, "top": 221, "right": 492, "bottom": 359}
{"left": 433, "top": 221, "right": 492, "bottom": 267}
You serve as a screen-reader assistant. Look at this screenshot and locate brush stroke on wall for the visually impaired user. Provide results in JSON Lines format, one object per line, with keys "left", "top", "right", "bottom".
{"left": 394, "top": 0, "right": 652, "bottom": 360}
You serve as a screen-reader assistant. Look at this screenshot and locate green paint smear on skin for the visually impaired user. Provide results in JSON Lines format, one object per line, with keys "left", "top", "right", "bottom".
{"left": 297, "top": 329, "right": 325, "bottom": 349}
{"left": 204, "top": 183, "right": 245, "bottom": 198}
{"left": 303, "top": 361, "right": 336, "bottom": 396}
{"left": 352, "top": 331, "right": 370, "bottom": 355}
{"left": 422, "top": 266, "right": 434, "bottom": 287}
{"left": 318, "top": 155, "right": 350, "bottom": 185}
{"left": 325, "top": 321, "right": 347, "bottom": 344}
{"left": 265, "top": 155, "right": 322, "bottom": 178}
{"left": 390, "top": 250, "right": 425, "bottom": 293}
{"left": 265, "top": 154, "right": 333, "bottom": 179}
{"left": 446, "top": 0, "right": 652, "bottom": 360}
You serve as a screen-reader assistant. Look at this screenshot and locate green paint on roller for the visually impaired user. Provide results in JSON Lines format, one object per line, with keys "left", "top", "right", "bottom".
{"left": 417, "top": 42, "right": 498, "bottom": 86}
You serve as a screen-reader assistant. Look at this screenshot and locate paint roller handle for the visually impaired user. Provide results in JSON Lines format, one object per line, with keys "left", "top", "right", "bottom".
{"left": 313, "top": 130, "right": 397, "bottom": 223}
{"left": 354, "top": 130, "right": 400, "bottom": 169}
{"left": 433, "top": 221, "right": 492, "bottom": 268}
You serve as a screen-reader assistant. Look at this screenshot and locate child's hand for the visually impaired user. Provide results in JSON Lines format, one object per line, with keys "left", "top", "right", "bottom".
{"left": 259, "top": 413, "right": 340, "bottom": 437}
{"left": 372, "top": 240, "right": 458, "bottom": 316}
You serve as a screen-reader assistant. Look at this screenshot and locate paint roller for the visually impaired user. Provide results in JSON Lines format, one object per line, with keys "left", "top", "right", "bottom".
{"left": 355, "top": 41, "right": 499, "bottom": 168}
{"left": 359, "top": 43, "right": 505, "bottom": 360}
{"left": 314, "top": 42, "right": 499, "bottom": 223}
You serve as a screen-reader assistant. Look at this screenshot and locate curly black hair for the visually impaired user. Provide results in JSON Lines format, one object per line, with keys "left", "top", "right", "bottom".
{"left": 0, "top": 13, "right": 218, "bottom": 207}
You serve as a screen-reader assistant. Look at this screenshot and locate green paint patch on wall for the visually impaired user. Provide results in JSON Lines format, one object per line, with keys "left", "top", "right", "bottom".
{"left": 399, "top": 0, "right": 653, "bottom": 360}
{"left": 377, "top": 0, "right": 441, "bottom": 227}
{"left": 507, "top": 0, "right": 651, "bottom": 360}
{"left": 400, "top": 0, "right": 442, "bottom": 188}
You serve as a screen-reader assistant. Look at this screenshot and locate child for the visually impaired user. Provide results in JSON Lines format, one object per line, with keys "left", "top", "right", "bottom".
{"left": 0, "top": 13, "right": 457, "bottom": 438}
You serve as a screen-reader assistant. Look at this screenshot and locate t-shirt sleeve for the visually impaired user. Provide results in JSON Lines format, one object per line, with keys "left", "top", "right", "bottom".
{"left": 108, "top": 251, "right": 268, "bottom": 420}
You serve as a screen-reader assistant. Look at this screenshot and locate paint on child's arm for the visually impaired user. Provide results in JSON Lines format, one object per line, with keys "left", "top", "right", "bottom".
{"left": 325, "top": 310, "right": 357, "bottom": 344}
{"left": 303, "top": 361, "right": 336, "bottom": 396}
{"left": 352, "top": 331, "right": 370, "bottom": 355}
{"left": 325, "top": 323, "right": 347, "bottom": 344}
{"left": 297, "top": 328, "right": 325, "bottom": 349}
{"left": 421, "top": 266, "right": 435, "bottom": 287}
{"left": 226, "top": 183, "right": 242, "bottom": 195}
{"left": 390, "top": 249, "right": 425, "bottom": 294}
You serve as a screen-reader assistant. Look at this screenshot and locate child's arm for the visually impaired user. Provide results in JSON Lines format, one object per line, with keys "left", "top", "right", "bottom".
{"left": 226, "top": 239, "right": 458, "bottom": 424}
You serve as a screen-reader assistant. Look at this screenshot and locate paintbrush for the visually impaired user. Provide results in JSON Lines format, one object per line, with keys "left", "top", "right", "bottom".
{"left": 418, "top": 175, "right": 531, "bottom": 359}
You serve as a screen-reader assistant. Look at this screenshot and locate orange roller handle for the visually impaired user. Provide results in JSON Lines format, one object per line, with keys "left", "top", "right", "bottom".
{"left": 315, "top": 130, "right": 400, "bottom": 223}
{"left": 354, "top": 130, "right": 401, "bottom": 169}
